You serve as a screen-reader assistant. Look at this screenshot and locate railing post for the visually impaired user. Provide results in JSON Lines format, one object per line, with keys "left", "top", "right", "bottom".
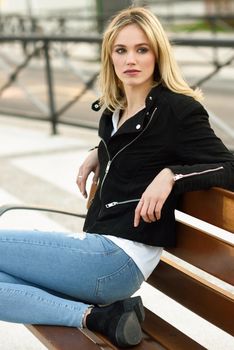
{"left": 95, "top": 0, "right": 132, "bottom": 33}
{"left": 44, "top": 40, "right": 57, "bottom": 135}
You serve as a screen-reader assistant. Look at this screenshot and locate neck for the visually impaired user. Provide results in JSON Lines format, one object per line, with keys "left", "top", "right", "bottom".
{"left": 124, "top": 83, "right": 152, "bottom": 114}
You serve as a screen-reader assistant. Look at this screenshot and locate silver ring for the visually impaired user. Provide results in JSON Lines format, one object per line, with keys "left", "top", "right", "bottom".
{"left": 78, "top": 175, "right": 83, "bottom": 178}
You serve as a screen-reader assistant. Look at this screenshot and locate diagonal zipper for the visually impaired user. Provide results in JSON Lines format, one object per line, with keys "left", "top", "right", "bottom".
{"left": 99, "top": 107, "right": 158, "bottom": 200}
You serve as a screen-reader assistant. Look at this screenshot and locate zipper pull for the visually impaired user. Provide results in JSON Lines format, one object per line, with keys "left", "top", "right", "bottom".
{"left": 106, "top": 201, "right": 118, "bottom": 208}
{"left": 173, "top": 174, "right": 184, "bottom": 181}
{"left": 105, "top": 160, "right": 111, "bottom": 174}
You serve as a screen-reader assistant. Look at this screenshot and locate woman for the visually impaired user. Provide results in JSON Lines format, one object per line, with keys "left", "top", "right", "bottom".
{"left": 0, "top": 7, "right": 233, "bottom": 348}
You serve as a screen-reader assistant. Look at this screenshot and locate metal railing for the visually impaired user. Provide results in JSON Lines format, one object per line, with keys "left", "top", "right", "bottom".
{"left": 0, "top": 13, "right": 233, "bottom": 35}
{"left": 0, "top": 34, "right": 233, "bottom": 135}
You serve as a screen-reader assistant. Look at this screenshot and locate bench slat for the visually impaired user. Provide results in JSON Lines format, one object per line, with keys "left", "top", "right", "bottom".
{"left": 166, "top": 222, "right": 234, "bottom": 284}
{"left": 181, "top": 188, "right": 234, "bottom": 232}
{"left": 142, "top": 309, "right": 205, "bottom": 350}
{"left": 148, "top": 261, "right": 234, "bottom": 336}
{"left": 27, "top": 319, "right": 205, "bottom": 350}
{"left": 93, "top": 312, "right": 205, "bottom": 350}
{"left": 27, "top": 324, "right": 178, "bottom": 350}
{"left": 26, "top": 325, "right": 103, "bottom": 350}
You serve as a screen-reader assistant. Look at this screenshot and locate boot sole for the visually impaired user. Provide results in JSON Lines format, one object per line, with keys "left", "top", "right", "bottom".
{"left": 115, "top": 311, "right": 142, "bottom": 347}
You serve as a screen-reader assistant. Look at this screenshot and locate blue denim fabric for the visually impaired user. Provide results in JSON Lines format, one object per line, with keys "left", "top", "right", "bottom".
{"left": 0, "top": 230, "right": 144, "bottom": 327}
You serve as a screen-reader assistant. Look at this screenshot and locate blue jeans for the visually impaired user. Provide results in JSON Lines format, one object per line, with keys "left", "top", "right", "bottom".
{"left": 0, "top": 230, "right": 144, "bottom": 328}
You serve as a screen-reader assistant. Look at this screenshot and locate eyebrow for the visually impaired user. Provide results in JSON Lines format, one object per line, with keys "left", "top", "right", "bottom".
{"left": 113, "top": 43, "right": 150, "bottom": 48}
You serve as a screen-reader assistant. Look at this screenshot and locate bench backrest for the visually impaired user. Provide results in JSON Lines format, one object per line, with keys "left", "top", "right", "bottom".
{"left": 148, "top": 187, "right": 234, "bottom": 336}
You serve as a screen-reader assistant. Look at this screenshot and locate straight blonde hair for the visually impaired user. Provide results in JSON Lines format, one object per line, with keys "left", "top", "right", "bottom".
{"left": 99, "top": 7, "right": 203, "bottom": 111}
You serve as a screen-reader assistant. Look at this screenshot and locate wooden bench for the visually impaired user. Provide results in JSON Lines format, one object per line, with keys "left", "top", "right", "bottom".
{"left": 0, "top": 186, "right": 233, "bottom": 349}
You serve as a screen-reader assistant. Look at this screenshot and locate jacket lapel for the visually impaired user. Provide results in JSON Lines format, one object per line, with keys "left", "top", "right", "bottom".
{"left": 98, "top": 84, "right": 164, "bottom": 141}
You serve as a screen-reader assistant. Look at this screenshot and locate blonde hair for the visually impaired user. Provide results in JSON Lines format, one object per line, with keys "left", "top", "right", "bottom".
{"left": 99, "top": 7, "right": 203, "bottom": 111}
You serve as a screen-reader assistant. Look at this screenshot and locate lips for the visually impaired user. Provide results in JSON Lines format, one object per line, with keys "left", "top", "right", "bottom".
{"left": 124, "top": 69, "right": 140, "bottom": 74}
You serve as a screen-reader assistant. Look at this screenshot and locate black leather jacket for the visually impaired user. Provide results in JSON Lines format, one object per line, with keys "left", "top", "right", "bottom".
{"left": 83, "top": 84, "right": 234, "bottom": 246}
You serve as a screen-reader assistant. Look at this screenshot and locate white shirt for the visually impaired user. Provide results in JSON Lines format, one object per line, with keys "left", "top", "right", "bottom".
{"left": 103, "top": 109, "right": 163, "bottom": 280}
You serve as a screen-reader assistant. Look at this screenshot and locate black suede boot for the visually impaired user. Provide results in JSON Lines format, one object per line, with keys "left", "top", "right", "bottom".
{"left": 86, "top": 296, "right": 144, "bottom": 347}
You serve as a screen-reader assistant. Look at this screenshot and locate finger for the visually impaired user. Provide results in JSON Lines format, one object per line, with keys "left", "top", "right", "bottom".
{"left": 134, "top": 200, "right": 143, "bottom": 227}
{"left": 93, "top": 165, "right": 100, "bottom": 184}
{"left": 76, "top": 171, "right": 88, "bottom": 198}
{"left": 81, "top": 176, "right": 88, "bottom": 198}
{"left": 76, "top": 167, "right": 83, "bottom": 186}
{"left": 155, "top": 199, "right": 164, "bottom": 220}
{"left": 140, "top": 201, "right": 152, "bottom": 223}
{"left": 148, "top": 201, "right": 157, "bottom": 222}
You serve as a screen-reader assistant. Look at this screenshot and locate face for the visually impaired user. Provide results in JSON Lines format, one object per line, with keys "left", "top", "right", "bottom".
{"left": 111, "top": 24, "right": 156, "bottom": 90}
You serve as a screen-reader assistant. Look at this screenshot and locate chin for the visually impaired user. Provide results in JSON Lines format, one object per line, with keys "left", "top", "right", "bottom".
{"left": 124, "top": 79, "right": 143, "bottom": 87}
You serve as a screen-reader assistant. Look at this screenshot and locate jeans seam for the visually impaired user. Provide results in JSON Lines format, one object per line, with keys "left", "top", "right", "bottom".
{"left": 0, "top": 238, "right": 120, "bottom": 256}
{"left": 95, "top": 235, "right": 122, "bottom": 255}
{"left": 129, "top": 260, "right": 144, "bottom": 287}
{"left": 95, "top": 257, "right": 132, "bottom": 298}
{"left": 0, "top": 286, "right": 80, "bottom": 312}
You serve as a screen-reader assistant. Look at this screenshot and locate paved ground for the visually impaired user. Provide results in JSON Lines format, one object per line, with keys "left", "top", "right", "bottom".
{"left": 0, "top": 115, "right": 233, "bottom": 349}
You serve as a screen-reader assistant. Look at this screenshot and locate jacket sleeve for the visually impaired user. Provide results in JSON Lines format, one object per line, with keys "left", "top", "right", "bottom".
{"left": 168, "top": 102, "right": 234, "bottom": 194}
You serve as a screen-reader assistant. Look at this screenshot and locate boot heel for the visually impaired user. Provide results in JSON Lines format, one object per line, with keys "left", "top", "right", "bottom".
{"left": 123, "top": 296, "right": 145, "bottom": 323}
{"left": 114, "top": 311, "right": 142, "bottom": 347}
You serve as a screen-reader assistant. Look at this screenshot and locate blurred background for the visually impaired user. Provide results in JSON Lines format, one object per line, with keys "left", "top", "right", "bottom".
{"left": 0, "top": 0, "right": 233, "bottom": 146}
{"left": 0, "top": 2, "right": 234, "bottom": 349}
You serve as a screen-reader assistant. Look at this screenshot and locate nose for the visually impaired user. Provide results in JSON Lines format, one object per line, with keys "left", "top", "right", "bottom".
{"left": 125, "top": 51, "right": 136, "bottom": 65}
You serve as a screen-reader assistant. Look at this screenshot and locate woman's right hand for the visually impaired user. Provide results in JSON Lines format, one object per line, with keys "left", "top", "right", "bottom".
{"left": 76, "top": 148, "right": 99, "bottom": 198}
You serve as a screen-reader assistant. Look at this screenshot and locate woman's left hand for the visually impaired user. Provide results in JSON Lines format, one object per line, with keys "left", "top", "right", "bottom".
{"left": 134, "top": 168, "right": 175, "bottom": 227}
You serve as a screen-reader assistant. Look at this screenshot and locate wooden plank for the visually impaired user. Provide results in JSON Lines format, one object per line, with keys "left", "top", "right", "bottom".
{"left": 26, "top": 316, "right": 205, "bottom": 350}
{"left": 27, "top": 325, "right": 167, "bottom": 350}
{"left": 77, "top": 315, "right": 204, "bottom": 350}
{"left": 148, "top": 261, "right": 234, "bottom": 336}
{"left": 87, "top": 182, "right": 98, "bottom": 209}
{"left": 166, "top": 222, "right": 234, "bottom": 284}
{"left": 142, "top": 309, "right": 205, "bottom": 350}
{"left": 26, "top": 325, "right": 103, "bottom": 350}
{"left": 181, "top": 188, "right": 234, "bottom": 232}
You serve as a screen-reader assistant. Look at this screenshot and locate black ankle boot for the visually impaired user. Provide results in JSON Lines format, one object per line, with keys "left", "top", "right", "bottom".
{"left": 86, "top": 297, "right": 144, "bottom": 347}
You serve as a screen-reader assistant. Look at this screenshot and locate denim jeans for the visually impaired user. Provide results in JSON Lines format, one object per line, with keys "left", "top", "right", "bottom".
{"left": 0, "top": 230, "right": 144, "bottom": 328}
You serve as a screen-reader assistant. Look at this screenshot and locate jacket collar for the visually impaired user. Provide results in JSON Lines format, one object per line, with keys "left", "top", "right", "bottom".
{"left": 145, "top": 83, "right": 164, "bottom": 108}
{"left": 98, "top": 83, "right": 165, "bottom": 141}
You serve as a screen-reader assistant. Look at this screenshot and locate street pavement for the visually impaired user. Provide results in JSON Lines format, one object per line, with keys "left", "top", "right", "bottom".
{"left": 0, "top": 114, "right": 233, "bottom": 349}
